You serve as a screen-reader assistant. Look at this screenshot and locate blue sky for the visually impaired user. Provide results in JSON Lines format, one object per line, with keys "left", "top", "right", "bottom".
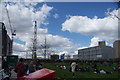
{"left": 39, "top": 2, "right": 118, "bottom": 47}
{"left": 1, "top": 2, "right": 119, "bottom": 57}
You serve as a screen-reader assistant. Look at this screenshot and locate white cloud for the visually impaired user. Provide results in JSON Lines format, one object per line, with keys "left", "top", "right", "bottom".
{"left": 1, "top": 0, "right": 118, "bottom": 2}
{"left": 1, "top": 3, "right": 52, "bottom": 35}
{"left": 1, "top": 0, "right": 45, "bottom": 2}
{"left": 78, "top": 46, "right": 88, "bottom": 50}
{"left": 1, "top": 3, "right": 52, "bottom": 34}
{"left": 89, "top": 37, "right": 114, "bottom": 47}
{"left": 53, "top": 13, "right": 59, "bottom": 19}
{"left": 37, "top": 34, "right": 77, "bottom": 53}
{"left": 0, "top": 3, "right": 51, "bottom": 54}
{"left": 62, "top": 9, "right": 119, "bottom": 41}
{"left": 13, "top": 42, "right": 28, "bottom": 53}
{"left": 90, "top": 37, "right": 102, "bottom": 47}
{"left": 0, "top": 2, "right": 78, "bottom": 57}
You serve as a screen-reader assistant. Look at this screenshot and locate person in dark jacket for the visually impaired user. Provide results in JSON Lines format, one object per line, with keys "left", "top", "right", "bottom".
{"left": 24, "top": 61, "right": 29, "bottom": 74}
{"left": 28, "top": 61, "right": 36, "bottom": 73}
{"left": 14, "top": 58, "right": 25, "bottom": 78}
{"left": 2, "top": 58, "right": 8, "bottom": 70}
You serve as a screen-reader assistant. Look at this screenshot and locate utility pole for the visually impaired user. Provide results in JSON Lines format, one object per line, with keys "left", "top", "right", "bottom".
{"left": 32, "top": 21, "right": 37, "bottom": 59}
{"left": 44, "top": 36, "right": 47, "bottom": 59}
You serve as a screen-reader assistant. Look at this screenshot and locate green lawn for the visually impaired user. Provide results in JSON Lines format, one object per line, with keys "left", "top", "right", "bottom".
{"left": 43, "top": 62, "right": 120, "bottom": 79}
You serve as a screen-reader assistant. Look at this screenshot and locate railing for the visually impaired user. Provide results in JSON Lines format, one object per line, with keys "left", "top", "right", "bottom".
{"left": 0, "top": 69, "right": 10, "bottom": 80}
{"left": 0, "top": 69, "right": 4, "bottom": 79}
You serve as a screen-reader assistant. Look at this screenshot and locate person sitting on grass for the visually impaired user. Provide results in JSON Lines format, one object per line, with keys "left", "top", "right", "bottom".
{"left": 118, "top": 66, "right": 120, "bottom": 71}
{"left": 80, "top": 67, "right": 88, "bottom": 72}
{"left": 113, "top": 67, "right": 117, "bottom": 71}
{"left": 63, "top": 66, "right": 66, "bottom": 69}
{"left": 94, "top": 68, "right": 100, "bottom": 73}
{"left": 94, "top": 69, "right": 112, "bottom": 74}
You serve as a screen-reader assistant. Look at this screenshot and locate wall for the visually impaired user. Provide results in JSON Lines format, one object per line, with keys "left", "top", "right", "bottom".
{"left": 101, "top": 46, "right": 114, "bottom": 60}
{"left": 0, "top": 23, "right": 2, "bottom": 56}
{"left": 113, "top": 40, "right": 120, "bottom": 58}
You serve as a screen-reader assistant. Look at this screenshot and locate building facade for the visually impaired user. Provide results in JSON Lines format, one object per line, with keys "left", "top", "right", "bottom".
{"left": 0, "top": 23, "right": 2, "bottom": 56}
{"left": 0, "top": 22, "right": 12, "bottom": 56}
{"left": 113, "top": 40, "right": 120, "bottom": 58}
{"left": 50, "top": 54, "right": 59, "bottom": 60}
{"left": 78, "top": 41, "right": 115, "bottom": 60}
{"left": 73, "top": 55, "right": 78, "bottom": 59}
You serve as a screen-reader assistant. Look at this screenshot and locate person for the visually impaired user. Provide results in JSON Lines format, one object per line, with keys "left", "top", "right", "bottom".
{"left": 71, "top": 62, "right": 77, "bottom": 78}
{"left": 99, "top": 69, "right": 112, "bottom": 74}
{"left": 63, "top": 65, "right": 66, "bottom": 69}
{"left": 2, "top": 58, "right": 10, "bottom": 79}
{"left": 28, "top": 61, "right": 36, "bottom": 74}
{"left": 94, "top": 68, "right": 100, "bottom": 73}
{"left": 14, "top": 58, "right": 26, "bottom": 78}
{"left": 118, "top": 66, "right": 120, "bottom": 71}
{"left": 113, "top": 67, "right": 117, "bottom": 71}
{"left": 2, "top": 58, "right": 8, "bottom": 70}
{"left": 24, "top": 61, "right": 29, "bottom": 74}
{"left": 35, "top": 60, "right": 43, "bottom": 70}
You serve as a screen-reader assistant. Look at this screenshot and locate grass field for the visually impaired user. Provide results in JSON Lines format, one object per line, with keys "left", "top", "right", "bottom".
{"left": 42, "top": 62, "right": 120, "bottom": 79}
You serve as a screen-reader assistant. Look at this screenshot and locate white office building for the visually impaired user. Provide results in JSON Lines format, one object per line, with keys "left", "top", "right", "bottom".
{"left": 78, "top": 41, "right": 115, "bottom": 60}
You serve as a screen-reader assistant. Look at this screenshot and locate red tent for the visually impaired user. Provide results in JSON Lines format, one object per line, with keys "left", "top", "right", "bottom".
{"left": 16, "top": 68, "right": 56, "bottom": 80}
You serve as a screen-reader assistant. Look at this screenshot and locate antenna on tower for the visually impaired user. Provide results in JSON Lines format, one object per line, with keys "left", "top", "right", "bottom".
{"left": 32, "top": 21, "right": 37, "bottom": 59}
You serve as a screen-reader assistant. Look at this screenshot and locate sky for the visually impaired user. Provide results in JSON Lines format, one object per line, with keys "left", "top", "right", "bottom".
{"left": 0, "top": 1, "right": 119, "bottom": 58}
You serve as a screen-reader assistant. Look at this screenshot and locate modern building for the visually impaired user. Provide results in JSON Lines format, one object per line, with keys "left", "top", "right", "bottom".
{"left": 65, "top": 54, "right": 71, "bottom": 59}
{"left": 113, "top": 40, "right": 120, "bottom": 58}
{"left": 60, "top": 54, "right": 65, "bottom": 60}
{"left": 0, "top": 22, "right": 12, "bottom": 56}
{"left": 73, "top": 55, "right": 78, "bottom": 59}
{"left": 50, "top": 54, "right": 59, "bottom": 60}
{"left": 78, "top": 41, "right": 115, "bottom": 60}
{"left": 0, "top": 23, "right": 2, "bottom": 56}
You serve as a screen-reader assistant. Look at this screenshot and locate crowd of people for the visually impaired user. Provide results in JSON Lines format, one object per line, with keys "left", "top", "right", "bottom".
{"left": 2, "top": 58, "right": 120, "bottom": 79}
{"left": 54, "top": 61, "right": 120, "bottom": 77}
{"left": 14, "top": 58, "right": 43, "bottom": 78}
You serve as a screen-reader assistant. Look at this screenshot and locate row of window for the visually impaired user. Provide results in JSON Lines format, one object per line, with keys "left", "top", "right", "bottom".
{"left": 78, "top": 47, "right": 101, "bottom": 53}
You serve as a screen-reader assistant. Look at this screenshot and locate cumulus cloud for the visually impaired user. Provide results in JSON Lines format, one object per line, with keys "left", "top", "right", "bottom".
{"left": 0, "top": 2, "right": 52, "bottom": 54}
{"left": 64, "top": 8, "right": 119, "bottom": 50}
{"left": 78, "top": 46, "right": 88, "bottom": 50}
{"left": 53, "top": 13, "right": 59, "bottom": 19}
{"left": 90, "top": 37, "right": 114, "bottom": 47}
{"left": 1, "top": 2, "right": 52, "bottom": 34}
{"left": 37, "top": 34, "right": 77, "bottom": 53}
{"left": 0, "top": 2, "right": 77, "bottom": 58}
{"left": 1, "top": 0, "right": 45, "bottom": 2}
{"left": 62, "top": 9, "right": 119, "bottom": 41}
{"left": 78, "top": 36, "right": 114, "bottom": 52}
{"left": 90, "top": 37, "right": 102, "bottom": 47}
{"left": 13, "top": 42, "right": 27, "bottom": 52}
{"left": 1, "top": 0, "right": 117, "bottom": 2}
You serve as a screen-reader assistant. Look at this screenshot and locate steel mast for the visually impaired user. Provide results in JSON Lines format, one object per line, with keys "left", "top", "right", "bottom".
{"left": 32, "top": 21, "right": 37, "bottom": 59}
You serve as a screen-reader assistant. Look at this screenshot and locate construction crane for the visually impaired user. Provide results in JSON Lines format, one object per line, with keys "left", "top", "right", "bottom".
{"left": 5, "top": 3, "right": 16, "bottom": 55}
{"left": 32, "top": 21, "right": 37, "bottom": 59}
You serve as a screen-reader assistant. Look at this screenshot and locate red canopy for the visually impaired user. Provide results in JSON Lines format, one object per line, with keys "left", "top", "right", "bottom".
{"left": 16, "top": 68, "right": 56, "bottom": 80}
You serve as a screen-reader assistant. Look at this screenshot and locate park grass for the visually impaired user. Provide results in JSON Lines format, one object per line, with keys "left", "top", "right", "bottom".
{"left": 43, "top": 62, "right": 120, "bottom": 79}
